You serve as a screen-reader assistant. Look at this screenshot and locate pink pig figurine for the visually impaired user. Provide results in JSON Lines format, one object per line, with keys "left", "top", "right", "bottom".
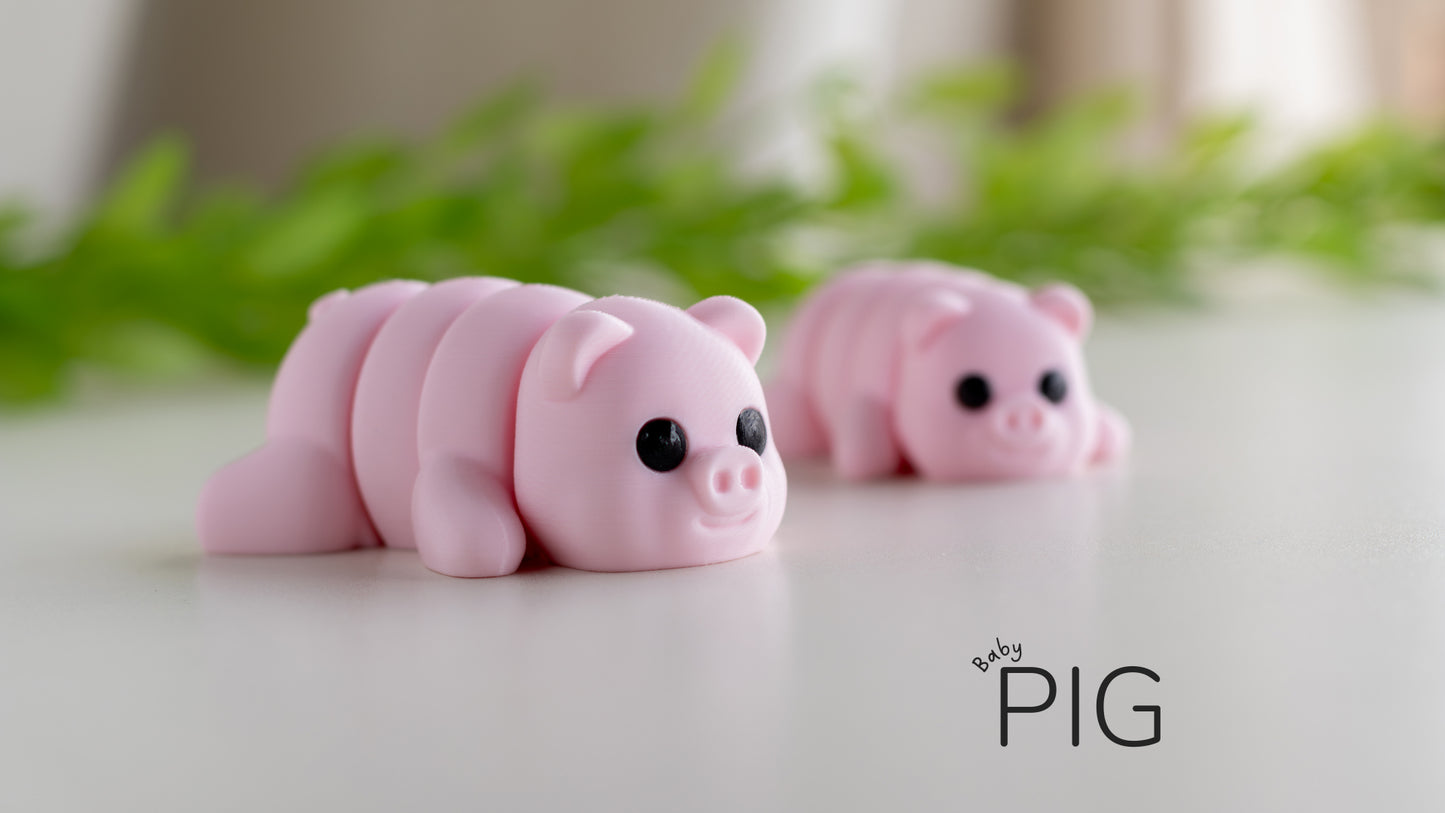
{"left": 197, "top": 278, "right": 787, "bottom": 578}
{"left": 766, "top": 261, "right": 1130, "bottom": 481}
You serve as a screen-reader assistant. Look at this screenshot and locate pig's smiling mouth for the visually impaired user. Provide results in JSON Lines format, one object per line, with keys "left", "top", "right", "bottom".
{"left": 697, "top": 508, "right": 760, "bottom": 531}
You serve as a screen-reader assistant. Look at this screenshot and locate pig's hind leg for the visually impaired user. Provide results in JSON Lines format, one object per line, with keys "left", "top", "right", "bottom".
{"left": 197, "top": 281, "right": 423, "bottom": 555}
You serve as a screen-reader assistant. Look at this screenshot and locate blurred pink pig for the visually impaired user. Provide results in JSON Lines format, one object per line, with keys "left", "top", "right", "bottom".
{"left": 198, "top": 278, "right": 787, "bottom": 578}
{"left": 767, "top": 261, "right": 1129, "bottom": 481}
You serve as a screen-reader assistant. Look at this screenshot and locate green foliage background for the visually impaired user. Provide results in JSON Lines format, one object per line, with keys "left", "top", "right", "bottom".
{"left": 3, "top": 48, "right": 1444, "bottom": 405}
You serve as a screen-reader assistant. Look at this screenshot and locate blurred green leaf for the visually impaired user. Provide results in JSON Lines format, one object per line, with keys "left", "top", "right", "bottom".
{"left": 905, "top": 62, "right": 1017, "bottom": 118}
{"left": 3, "top": 53, "right": 1445, "bottom": 407}
{"left": 443, "top": 81, "right": 539, "bottom": 153}
{"left": 91, "top": 135, "right": 189, "bottom": 234}
{"left": 245, "top": 189, "right": 371, "bottom": 278}
{"left": 681, "top": 38, "right": 745, "bottom": 122}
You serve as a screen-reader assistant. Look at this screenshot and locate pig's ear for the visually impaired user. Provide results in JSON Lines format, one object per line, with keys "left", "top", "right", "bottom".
{"left": 902, "top": 290, "right": 971, "bottom": 349}
{"left": 535, "top": 310, "right": 635, "bottom": 401}
{"left": 687, "top": 296, "right": 766, "bottom": 366}
{"left": 1031, "top": 283, "right": 1093, "bottom": 339}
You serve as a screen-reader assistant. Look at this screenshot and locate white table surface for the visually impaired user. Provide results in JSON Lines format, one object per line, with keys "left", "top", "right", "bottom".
{"left": 2, "top": 299, "right": 1443, "bottom": 811}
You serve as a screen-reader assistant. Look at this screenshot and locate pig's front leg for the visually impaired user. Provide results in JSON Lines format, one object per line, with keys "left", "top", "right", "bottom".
{"left": 1091, "top": 403, "right": 1132, "bottom": 466}
{"left": 413, "top": 457, "right": 526, "bottom": 578}
{"left": 832, "top": 395, "right": 902, "bottom": 480}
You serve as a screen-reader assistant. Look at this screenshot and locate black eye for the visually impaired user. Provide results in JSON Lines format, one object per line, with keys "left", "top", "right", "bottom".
{"left": 1039, "top": 370, "right": 1068, "bottom": 404}
{"left": 636, "top": 418, "right": 687, "bottom": 472}
{"left": 955, "top": 374, "right": 991, "bottom": 410}
{"left": 736, "top": 407, "right": 767, "bottom": 455}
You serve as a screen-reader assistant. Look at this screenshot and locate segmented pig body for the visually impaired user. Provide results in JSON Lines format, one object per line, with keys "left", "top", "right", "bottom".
{"left": 199, "top": 278, "right": 787, "bottom": 577}
{"left": 767, "top": 262, "right": 1129, "bottom": 481}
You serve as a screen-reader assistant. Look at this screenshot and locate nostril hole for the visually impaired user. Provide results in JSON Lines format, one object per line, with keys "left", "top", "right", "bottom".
{"left": 714, "top": 471, "right": 732, "bottom": 494}
{"left": 741, "top": 465, "right": 761, "bottom": 490}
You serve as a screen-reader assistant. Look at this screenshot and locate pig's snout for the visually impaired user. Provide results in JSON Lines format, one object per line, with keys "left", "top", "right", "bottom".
{"left": 690, "top": 446, "right": 765, "bottom": 519}
{"left": 991, "top": 395, "right": 1057, "bottom": 449}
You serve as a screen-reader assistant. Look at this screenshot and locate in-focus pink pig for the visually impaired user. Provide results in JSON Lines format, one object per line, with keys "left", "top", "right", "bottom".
{"left": 767, "top": 261, "right": 1129, "bottom": 481}
{"left": 198, "top": 278, "right": 787, "bottom": 578}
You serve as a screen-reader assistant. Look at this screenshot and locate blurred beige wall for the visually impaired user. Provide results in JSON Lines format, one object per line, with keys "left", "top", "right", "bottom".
{"left": 5, "top": 0, "right": 1442, "bottom": 216}
{"left": 1011, "top": 0, "right": 1187, "bottom": 156}
{"left": 106, "top": 0, "right": 758, "bottom": 185}
{"left": 1366, "top": 0, "right": 1445, "bottom": 130}
{"left": 103, "top": 0, "right": 1007, "bottom": 188}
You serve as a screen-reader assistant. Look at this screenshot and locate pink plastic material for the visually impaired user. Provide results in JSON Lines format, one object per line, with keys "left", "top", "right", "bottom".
{"left": 766, "top": 261, "right": 1130, "bottom": 481}
{"left": 197, "top": 278, "right": 788, "bottom": 578}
